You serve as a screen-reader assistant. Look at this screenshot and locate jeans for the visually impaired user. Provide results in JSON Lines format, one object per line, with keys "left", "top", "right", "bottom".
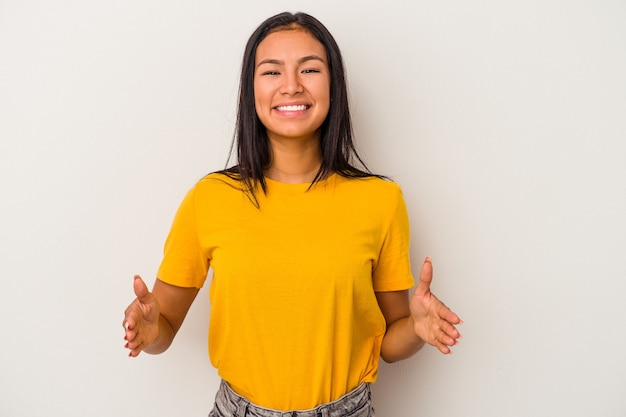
{"left": 209, "top": 380, "right": 375, "bottom": 417}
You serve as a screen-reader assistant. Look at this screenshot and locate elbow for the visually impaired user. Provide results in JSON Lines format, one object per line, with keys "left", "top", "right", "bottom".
{"left": 379, "top": 345, "right": 406, "bottom": 364}
{"left": 379, "top": 337, "right": 426, "bottom": 364}
{"left": 380, "top": 353, "right": 401, "bottom": 364}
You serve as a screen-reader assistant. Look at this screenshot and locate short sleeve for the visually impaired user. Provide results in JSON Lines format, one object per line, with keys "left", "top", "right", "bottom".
{"left": 156, "top": 186, "right": 209, "bottom": 288}
{"left": 372, "top": 185, "right": 415, "bottom": 292}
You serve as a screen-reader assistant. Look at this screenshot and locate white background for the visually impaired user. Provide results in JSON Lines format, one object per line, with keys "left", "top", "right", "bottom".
{"left": 1, "top": 1, "right": 625, "bottom": 416}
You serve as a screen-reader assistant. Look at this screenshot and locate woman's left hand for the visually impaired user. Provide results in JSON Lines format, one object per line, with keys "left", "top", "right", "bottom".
{"left": 409, "top": 257, "right": 463, "bottom": 354}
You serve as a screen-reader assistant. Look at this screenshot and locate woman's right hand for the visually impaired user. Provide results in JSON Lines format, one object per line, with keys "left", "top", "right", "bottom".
{"left": 123, "top": 275, "right": 160, "bottom": 357}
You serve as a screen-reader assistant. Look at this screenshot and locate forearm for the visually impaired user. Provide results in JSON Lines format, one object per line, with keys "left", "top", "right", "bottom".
{"left": 380, "top": 315, "right": 425, "bottom": 363}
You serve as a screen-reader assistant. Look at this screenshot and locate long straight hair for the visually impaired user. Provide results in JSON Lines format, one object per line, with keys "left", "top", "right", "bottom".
{"left": 221, "top": 12, "right": 380, "bottom": 202}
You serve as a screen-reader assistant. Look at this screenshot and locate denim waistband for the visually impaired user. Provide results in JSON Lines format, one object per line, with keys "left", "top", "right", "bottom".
{"left": 211, "top": 380, "right": 373, "bottom": 417}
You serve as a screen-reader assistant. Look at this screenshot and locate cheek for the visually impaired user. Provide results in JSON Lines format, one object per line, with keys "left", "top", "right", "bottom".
{"left": 253, "top": 79, "right": 264, "bottom": 105}
{"left": 320, "top": 79, "right": 331, "bottom": 109}
{"left": 253, "top": 94, "right": 270, "bottom": 126}
{"left": 320, "top": 87, "right": 331, "bottom": 116}
{"left": 253, "top": 85, "right": 260, "bottom": 108}
{"left": 253, "top": 94, "right": 265, "bottom": 120}
{"left": 254, "top": 85, "right": 273, "bottom": 113}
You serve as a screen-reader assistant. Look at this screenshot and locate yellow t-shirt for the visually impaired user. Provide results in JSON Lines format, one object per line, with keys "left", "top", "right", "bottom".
{"left": 157, "top": 173, "right": 414, "bottom": 411}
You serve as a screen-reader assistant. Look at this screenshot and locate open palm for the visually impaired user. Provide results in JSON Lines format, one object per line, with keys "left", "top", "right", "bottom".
{"left": 410, "top": 257, "right": 462, "bottom": 354}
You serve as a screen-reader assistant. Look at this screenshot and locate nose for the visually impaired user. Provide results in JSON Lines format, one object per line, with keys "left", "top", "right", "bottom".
{"left": 280, "top": 71, "right": 303, "bottom": 95}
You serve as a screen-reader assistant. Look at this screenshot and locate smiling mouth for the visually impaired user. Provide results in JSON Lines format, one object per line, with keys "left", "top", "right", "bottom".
{"left": 275, "top": 105, "right": 310, "bottom": 111}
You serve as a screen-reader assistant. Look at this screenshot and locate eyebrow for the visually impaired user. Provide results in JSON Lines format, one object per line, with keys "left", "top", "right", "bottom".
{"left": 256, "top": 55, "right": 326, "bottom": 69}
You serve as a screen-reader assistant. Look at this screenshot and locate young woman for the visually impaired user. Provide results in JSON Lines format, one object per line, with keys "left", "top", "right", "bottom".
{"left": 123, "top": 12, "right": 462, "bottom": 417}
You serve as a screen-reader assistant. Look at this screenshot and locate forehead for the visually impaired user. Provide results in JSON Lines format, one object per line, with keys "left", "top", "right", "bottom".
{"left": 255, "top": 29, "right": 327, "bottom": 62}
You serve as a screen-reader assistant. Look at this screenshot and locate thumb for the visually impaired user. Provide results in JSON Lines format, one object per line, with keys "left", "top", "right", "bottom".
{"left": 415, "top": 256, "right": 433, "bottom": 296}
{"left": 133, "top": 275, "right": 151, "bottom": 303}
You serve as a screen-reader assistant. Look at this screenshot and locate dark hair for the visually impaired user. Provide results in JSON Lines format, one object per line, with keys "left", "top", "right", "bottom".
{"left": 221, "top": 12, "right": 380, "bottom": 201}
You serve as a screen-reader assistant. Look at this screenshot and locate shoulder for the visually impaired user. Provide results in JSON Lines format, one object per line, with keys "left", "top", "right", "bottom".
{"left": 193, "top": 172, "right": 245, "bottom": 194}
{"left": 333, "top": 175, "right": 404, "bottom": 199}
{"left": 329, "top": 175, "right": 407, "bottom": 216}
{"left": 175, "top": 172, "right": 248, "bottom": 210}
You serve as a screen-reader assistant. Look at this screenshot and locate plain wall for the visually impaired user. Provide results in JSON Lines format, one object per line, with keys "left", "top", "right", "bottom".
{"left": 1, "top": 1, "right": 625, "bottom": 416}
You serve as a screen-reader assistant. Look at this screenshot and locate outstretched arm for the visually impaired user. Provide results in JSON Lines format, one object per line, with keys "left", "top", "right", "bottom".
{"left": 376, "top": 257, "right": 462, "bottom": 363}
{"left": 123, "top": 276, "right": 199, "bottom": 357}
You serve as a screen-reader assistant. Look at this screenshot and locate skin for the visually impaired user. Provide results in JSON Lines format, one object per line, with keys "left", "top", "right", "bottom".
{"left": 123, "top": 29, "right": 462, "bottom": 361}
{"left": 254, "top": 29, "right": 330, "bottom": 183}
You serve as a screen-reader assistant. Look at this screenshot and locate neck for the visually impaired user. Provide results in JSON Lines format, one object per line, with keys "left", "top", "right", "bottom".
{"left": 265, "top": 135, "right": 322, "bottom": 184}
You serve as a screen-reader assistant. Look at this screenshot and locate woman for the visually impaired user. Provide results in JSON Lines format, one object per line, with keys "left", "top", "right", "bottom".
{"left": 123, "top": 11, "right": 462, "bottom": 417}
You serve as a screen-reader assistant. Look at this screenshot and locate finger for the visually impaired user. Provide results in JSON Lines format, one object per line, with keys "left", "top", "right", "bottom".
{"left": 124, "top": 325, "right": 137, "bottom": 342}
{"left": 437, "top": 303, "right": 463, "bottom": 326}
{"left": 125, "top": 330, "right": 146, "bottom": 358}
{"left": 123, "top": 304, "right": 144, "bottom": 341}
{"left": 128, "top": 336, "right": 146, "bottom": 356}
{"left": 439, "top": 320, "right": 461, "bottom": 341}
{"left": 437, "top": 325, "right": 460, "bottom": 346}
{"left": 122, "top": 312, "right": 135, "bottom": 332}
{"left": 133, "top": 275, "right": 150, "bottom": 301}
{"left": 415, "top": 257, "right": 433, "bottom": 296}
{"left": 128, "top": 344, "right": 143, "bottom": 358}
{"left": 123, "top": 302, "right": 141, "bottom": 331}
{"left": 126, "top": 336, "right": 144, "bottom": 351}
{"left": 436, "top": 327, "right": 457, "bottom": 354}
{"left": 433, "top": 338, "right": 452, "bottom": 355}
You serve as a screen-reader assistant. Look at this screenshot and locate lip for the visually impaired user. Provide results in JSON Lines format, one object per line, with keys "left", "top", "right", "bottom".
{"left": 273, "top": 101, "right": 312, "bottom": 112}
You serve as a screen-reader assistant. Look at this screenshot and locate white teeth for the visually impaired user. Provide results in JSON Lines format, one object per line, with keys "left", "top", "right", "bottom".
{"left": 276, "top": 105, "right": 308, "bottom": 111}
